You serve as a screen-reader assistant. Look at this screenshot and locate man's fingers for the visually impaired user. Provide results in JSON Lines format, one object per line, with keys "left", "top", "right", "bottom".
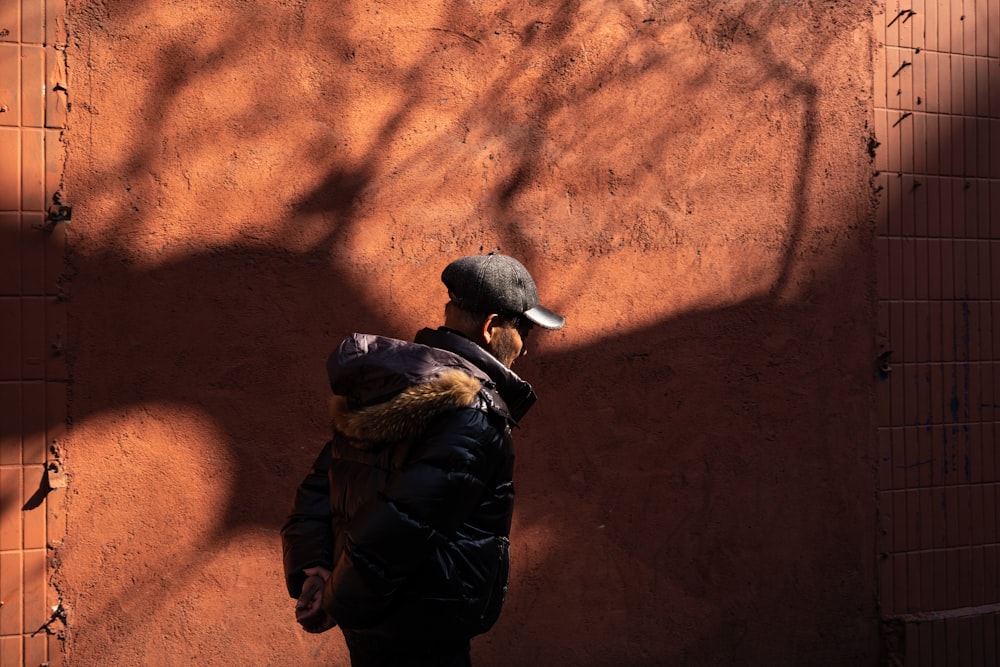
{"left": 295, "top": 575, "right": 324, "bottom": 610}
{"left": 295, "top": 606, "right": 318, "bottom": 623}
{"left": 295, "top": 595, "right": 321, "bottom": 620}
{"left": 299, "top": 576, "right": 324, "bottom": 598}
{"left": 294, "top": 574, "right": 334, "bottom": 631}
{"left": 297, "top": 608, "right": 323, "bottom": 628}
{"left": 298, "top": 611, "right": 336, "bottom": 634}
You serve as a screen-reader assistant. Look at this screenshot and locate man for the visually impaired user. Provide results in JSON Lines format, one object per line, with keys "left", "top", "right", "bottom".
{"left": 281, "top": 253, "right": 565, "bottom": 667}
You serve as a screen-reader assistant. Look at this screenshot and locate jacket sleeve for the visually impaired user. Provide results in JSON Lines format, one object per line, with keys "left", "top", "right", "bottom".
{"left": 323, "top": 405, "right": 503, "bottom": 627}
{"left": 281, "top": 441, "right": 337, "bottom": 598}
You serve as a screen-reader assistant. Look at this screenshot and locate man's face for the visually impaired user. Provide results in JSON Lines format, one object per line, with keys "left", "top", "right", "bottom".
{"left": 489, "top": 321, "right": 531, "bottom": 368}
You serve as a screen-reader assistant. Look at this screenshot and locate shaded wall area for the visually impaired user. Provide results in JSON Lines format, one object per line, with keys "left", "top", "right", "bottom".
{"left": 55, "top": 0, "right": 879, "bottom": 664}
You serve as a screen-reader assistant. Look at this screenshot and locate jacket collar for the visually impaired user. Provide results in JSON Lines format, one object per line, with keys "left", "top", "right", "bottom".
{"left": 414, "top": 327, "right": 537, "bottom": 423}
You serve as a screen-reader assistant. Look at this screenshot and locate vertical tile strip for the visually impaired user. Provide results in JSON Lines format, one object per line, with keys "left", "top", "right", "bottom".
{"left": 0, "top": 298, "right": 19, "bottom": 382}
{"left": 0, "top": 384, "right": 20, "bottom": 467}
{"left": 20, "top": 0, "right": 42, "bottom": 45}
{"left": 987, "top": 613, "right": 998, "bottom": 666}
{"left": 22, "top": 548, "right": 45, "bottom": 640}
{"left": 44, "top": 47, "right": 66, "bottom": 129}
{"left": 2, "top": 1, "right": 68, "bottom": 664}
{"left": 21, "top": 212, "right": 45, "bottom": 296}
{"left": 21, "top": 467, "right": 45, "bottom": 550}
{"left": 0, "top": 128, "right": 20, "bottom": 210}
{"left": 0, "top": 2, "right": 19, "bottom": 42}
{"left": 0, "top": 552, "right": 23, "bottom": 647}
{"left": 44, "top": 0, "right": 63, "bottom": 46}
{"left": 0, "top": 43, "right": 20, "bottom": 128}
{"left": 20, "top": 128, "right": 43, "bottom": 212}
{"left": 21, "top": 382, "right": 43, "bottom": 465}
{"left": 0, "top": 639, "right": 21, "bottom": 667}
{"left": 0, "top": 467, "right": 22, "bottom": 551}
{"left": 906, "top": 618, "right": 921, "bottom": 664}
{"left": 0, "top": 212, "right": 19, "bottom": 292}
{"left": 20, "top": 45, "right": 43, "bottom": 128}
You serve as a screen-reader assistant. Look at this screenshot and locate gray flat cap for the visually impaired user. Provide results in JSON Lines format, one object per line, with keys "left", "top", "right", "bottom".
{"left": 442, "top": 253, "right": 565, "bottom": 330}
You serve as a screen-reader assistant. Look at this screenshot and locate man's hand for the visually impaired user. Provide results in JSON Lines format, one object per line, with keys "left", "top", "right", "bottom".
{"left": 295, "top": 566, "right": 336, "bottom": 633}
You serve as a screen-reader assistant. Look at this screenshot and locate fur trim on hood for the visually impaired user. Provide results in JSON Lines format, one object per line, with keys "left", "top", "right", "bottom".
{"left": 331, "top": 369, "right": 482, "bottom": 443}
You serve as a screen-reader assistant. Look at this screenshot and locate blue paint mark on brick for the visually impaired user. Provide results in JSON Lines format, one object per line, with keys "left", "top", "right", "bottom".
{"left": 942, "top": 427, "right": 950, "bottom": 477}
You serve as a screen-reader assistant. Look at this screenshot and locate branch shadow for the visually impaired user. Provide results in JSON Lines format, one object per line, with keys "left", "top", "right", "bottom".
{"left": 43, "top": 0, "right": 881, "bottom": 663}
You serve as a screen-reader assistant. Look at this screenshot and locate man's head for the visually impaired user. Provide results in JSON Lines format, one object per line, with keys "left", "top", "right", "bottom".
{"left": 441, "top": 253, "right": 565, "bottom": 367}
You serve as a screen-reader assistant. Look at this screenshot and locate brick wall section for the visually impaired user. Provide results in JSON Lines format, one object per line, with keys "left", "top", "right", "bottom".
{"left": 875, "top": 0, "right": 1000, "bottom": 662}
{"left": 0, "top": 0, "right": 67, "bottom": 665}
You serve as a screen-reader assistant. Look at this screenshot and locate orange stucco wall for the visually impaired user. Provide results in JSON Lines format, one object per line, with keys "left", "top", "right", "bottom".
{"left": 57, "top": 0, "right": 879, "bottom": 664}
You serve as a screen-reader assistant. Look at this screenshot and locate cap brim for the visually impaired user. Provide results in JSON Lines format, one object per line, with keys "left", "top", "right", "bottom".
{"left": 523, "top": 305, "right": 566, "bottom": 330}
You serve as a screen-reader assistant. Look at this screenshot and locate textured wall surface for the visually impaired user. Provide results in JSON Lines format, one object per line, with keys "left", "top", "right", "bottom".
{"left": 57, "top": 0, "right": 879, "bottom": 664}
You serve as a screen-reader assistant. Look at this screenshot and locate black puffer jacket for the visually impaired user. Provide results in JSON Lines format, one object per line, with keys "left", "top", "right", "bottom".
{"left": 281, "top": 327, "right": 537, "bottom": 640}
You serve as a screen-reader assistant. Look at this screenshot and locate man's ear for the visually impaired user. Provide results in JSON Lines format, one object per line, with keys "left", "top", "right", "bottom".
{"left": 480, "top": 314, "right": 502, "bottom": 344}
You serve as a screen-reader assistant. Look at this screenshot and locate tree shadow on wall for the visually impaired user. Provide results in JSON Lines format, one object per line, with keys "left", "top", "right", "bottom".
{"left": 42, "top": 0, "right": 883, "bottom": 664}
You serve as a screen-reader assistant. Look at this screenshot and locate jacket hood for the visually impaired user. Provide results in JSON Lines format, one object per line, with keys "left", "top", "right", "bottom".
{"left": 330, "top": 368, "right": 483, "bottom": 443}
{"left": 326, "top": 330, "right": 537, "bottom": 442}
{"left": 328, "top": 333, "right": 491, "bottom": 408}
{"left": 327, "top": 333, "right": 521, "bottom": 445}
